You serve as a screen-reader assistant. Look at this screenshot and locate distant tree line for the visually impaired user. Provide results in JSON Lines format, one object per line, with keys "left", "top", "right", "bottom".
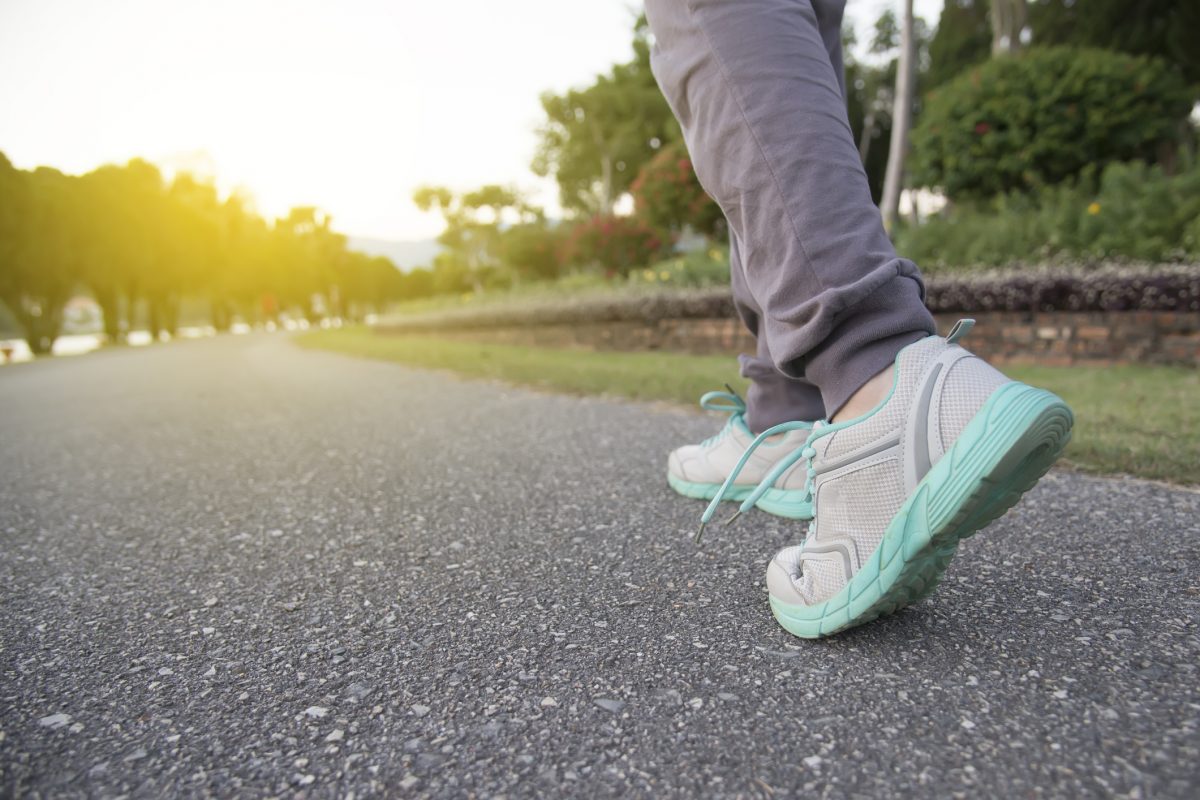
{"left": 0, "top": 154, "right": 414, "bottom": 353}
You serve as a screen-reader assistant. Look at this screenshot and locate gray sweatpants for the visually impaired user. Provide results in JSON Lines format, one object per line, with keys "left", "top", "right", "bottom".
{"left": 643, "top": 0, "right": 936, "bottom": 431}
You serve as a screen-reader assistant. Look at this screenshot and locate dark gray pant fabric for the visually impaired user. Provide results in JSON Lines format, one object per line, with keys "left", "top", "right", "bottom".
{"left": 643, "top": 0, "right": 936, "bottom": 430}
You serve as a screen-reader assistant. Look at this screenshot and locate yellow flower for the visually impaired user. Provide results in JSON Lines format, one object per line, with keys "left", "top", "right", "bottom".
{"left": 708, "top": 248, "right": 721, "bottom": 260}
{"left": 643, "top": 269, "right": 656, "bottom": 281}
{"left": 659, "top": 270, "right": 671, "bottom": 281}
{"left": 1087, "top": 202, "right": 1101, "bottom": 215}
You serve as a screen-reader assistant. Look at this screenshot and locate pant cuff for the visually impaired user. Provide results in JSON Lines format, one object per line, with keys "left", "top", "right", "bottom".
{"left": 738, "top": 355, "right": 825, "bottom": 432}
{"left": 803, "top": 275, "right": 935, "bottom": 416}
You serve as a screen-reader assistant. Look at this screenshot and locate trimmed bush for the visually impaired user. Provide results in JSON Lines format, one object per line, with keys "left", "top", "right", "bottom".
{"left": 911, "top": 47, "right": 1194, "bottom": 199}
{"left": 924, "top": 265, "right": 1200, "bottom": 313}
{"left": 378, "top": 265, "right": 1198, "bottom": 333}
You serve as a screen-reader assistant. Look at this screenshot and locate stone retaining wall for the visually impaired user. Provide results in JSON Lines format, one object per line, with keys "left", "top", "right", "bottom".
{"left": 425, "top": 310, "right": 1199, "bottom": 366}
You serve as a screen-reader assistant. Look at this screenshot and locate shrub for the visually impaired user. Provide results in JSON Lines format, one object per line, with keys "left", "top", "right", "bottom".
{"left": 628, "top": 246, "right": 731, "bottom": 289}
{"left": 499, "top": 222, "right": 566, "bottom": 282}
{"left": 911, "top": 47, "right": 1194, "bottom": 199}
{"left": 559, "top": 214, "right": 665, "bottom": 278}
{"left": 896, "top": 160, "right": 1200, "bottom": 269}
{"left": 630, "top": 142, "right": 725, "bottom": 240}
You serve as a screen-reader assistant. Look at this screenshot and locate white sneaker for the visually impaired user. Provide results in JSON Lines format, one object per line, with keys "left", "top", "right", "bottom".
{"left": 705, "top": 320, "right": 1073, "bottom": 637}
{"left": 668, "top": 388, "right": 814, "bottom": 520}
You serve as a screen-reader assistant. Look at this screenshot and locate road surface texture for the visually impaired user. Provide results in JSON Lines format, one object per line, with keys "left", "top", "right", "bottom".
{"left": 1, "top": 334, "right": 1197, "bottom": 798}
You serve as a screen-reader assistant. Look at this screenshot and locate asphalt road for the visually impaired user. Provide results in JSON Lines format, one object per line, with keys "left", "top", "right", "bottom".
{"left": 1, "top": 333, "right": 1197, "bottom": 798}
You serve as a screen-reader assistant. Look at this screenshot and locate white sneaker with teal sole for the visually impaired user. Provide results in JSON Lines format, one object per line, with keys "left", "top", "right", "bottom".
{"left": 668, "top": 388, "right": 814, "bottom": 521}
{"left": 701, "top": 320, "right": 1074, "bottom": 637}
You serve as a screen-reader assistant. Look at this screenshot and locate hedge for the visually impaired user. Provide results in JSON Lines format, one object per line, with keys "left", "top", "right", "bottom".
{"left": 376, "top": 265, "right": 1199, "bottom": 333}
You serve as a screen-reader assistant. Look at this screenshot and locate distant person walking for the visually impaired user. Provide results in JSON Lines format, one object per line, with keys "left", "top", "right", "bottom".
{"left": 646, "top": 0, "right": 1073, "bottom": 638}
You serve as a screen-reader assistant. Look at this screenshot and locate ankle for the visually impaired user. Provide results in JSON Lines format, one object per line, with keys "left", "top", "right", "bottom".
{"left": 831, "top": 365, "right": 894, "bottom": 424}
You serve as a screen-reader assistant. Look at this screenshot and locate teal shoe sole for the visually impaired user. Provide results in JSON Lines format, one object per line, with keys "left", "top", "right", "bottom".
{"left": 668, "top": 473, "right": 813, "bottom": 520}
{"left": 769, "top": 381, "right": 1074, "bottom": 639}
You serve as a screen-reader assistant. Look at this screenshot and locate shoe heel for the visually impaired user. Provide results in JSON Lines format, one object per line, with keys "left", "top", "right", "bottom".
{"left": 927, "top": 382, "right": 1074, "bottom": 547}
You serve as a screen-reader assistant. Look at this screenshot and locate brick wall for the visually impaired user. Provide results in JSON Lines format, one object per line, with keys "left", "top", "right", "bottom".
{"left": 428, "top": 310, "right": 1199, "bottom": 366}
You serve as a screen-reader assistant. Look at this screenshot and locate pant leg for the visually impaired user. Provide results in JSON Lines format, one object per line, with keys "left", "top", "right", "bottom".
{"left": 644, "top": 0, "right": 936, "bottom": 415}
{"left": 729, "top": 230, "right": 826, "bottom": 431}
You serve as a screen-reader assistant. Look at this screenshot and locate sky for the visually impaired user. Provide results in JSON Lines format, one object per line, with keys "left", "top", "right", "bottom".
{"left": 0, "top": 0, "right": 942, "bottom": 242}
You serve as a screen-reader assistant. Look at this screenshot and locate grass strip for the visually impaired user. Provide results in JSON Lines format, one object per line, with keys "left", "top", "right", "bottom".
{"left": 297, "top": 327, "right": 1199, "bottom": 485}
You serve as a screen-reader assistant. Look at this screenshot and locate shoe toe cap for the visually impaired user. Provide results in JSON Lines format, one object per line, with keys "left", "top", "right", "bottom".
{"left": 766, "top": 547, "right": 810, "bottom": 607}
{"left": 667, "top": 449, "right": 684, "bottom": 479}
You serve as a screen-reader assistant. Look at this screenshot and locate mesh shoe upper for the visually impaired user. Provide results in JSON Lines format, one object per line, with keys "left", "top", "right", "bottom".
{"left": 768, "top": 333, "right": 1011, "bottom": 606}
{"left": 669, "top": 413, "right": 811, "bottom": 487}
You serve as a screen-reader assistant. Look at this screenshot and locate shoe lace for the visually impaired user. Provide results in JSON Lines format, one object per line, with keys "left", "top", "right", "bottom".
{"left": 695, "top": 419, "right": 828, "bottom": 544}
{"left": 697, "top": 385, "right": 747, "bottom": 447}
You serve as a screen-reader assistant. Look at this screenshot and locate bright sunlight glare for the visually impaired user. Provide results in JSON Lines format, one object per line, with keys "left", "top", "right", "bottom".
{"left": 0, "top": 0, "right": 642, "bottom": 241}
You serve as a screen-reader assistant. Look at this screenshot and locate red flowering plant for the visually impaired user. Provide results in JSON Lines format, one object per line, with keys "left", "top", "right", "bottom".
{"left": 559, "top": 214, "right": 665, "bottom": 279}
{"left": 629, "top": 141, "right": 725, "bottom": 241}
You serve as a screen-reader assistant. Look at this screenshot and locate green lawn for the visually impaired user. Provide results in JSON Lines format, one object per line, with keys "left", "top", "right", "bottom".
{"left": 297, "top": 327, "right": 1200, "bottom": 485}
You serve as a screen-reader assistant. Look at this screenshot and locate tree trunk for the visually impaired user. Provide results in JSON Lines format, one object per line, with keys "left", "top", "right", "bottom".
{"left": 880, "top": 0, "right": 915, "bottom": 230}
{"left": 990, "top": 0, "right": 1027, "bottom": 55}
{"left": 15, "top": 297, "right": 66, "bottom": 356}
{"left": 210, "top": 296, "right": 231, "bottom": 332}
{"left": 148, "top": 294, "right": 165, "bottom": 340}
{"left": 858, "top": 107, "right": 877, "bottom": 165}
{"left": 598, "top": 152, "right": 614, "bottom": 215}
{"left": 590, "top": 118, "right": 615, "bottom": 214}
{"left": 93, "top": 286, "right": 123, "bottom": 343}
{"left": 122, "top": 284, "right": 140, "bottom": 338}
{"left": 164, "top": 295, "right": 180, "bottom": 335}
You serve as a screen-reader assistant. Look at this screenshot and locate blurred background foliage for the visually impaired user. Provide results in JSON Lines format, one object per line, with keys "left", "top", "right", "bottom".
{"left": 2, "top": 0, "right": 1198, "bottom": 355}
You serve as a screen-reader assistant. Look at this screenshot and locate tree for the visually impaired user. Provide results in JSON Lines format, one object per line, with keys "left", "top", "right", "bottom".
{"left": 1028, "top": 0, "right": 1200, "bottom": 88}
{"left": 0, "top": 165, "right": 84, "bottom": 354}
{"left": 846, "top": 7, "right": 932, "bottom": 203}
{"left": 532, "top": 14, "right": 681, "bottom": 215}
{"left": 334, "top": 252, "right": 400, "bottom": 320}
{"left": 146, "top": 173, "right": 222, "bottom": 337}
{"left": 925, "top": 0, "right": 992, "bottom": 91}
{"left": 881, "top": 0, "right": 916, "bottom": 228}
{"left": 413, "top": 183, "right": 540, "bottom": 290}
{"left": 272, "top": 206, "right": 345, "bottom": 321}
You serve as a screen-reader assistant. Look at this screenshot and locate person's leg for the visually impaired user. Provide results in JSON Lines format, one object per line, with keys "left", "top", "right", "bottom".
{"left": 644, "top": 0, "right": 935, "bottom": 416}
{"left": 729, "top": 230, "right": 825, "bottom": 432}
{"left": 647, "top": 0, "right": 1073, "bottom": 637}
